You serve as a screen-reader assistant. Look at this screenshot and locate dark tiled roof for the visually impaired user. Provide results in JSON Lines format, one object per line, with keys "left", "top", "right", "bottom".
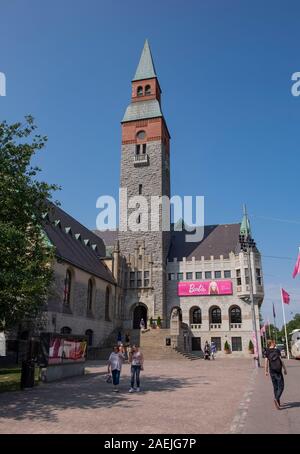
{"left": 43, "top": 203, "right": 115, "bottom": 284}
{"left": 93, "top": 230, "right": 118, "bottom": 248}
{"left": 168, "top": 224, "right": 242, "bottom": 261}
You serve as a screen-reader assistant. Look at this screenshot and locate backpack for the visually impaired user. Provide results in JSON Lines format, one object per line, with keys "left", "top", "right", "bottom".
{"left": 268, "top": 349, "right": 282, "bottom": 372}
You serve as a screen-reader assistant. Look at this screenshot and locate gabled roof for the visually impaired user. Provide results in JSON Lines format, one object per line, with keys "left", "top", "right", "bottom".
{"left": 93, "top": 229, "right": 118, "bottom": 248}
{"left": 133, "top": 40, "right": 157, "bottom": 81}
{"left": 43, "top": 202, "right": 115, "bottom": 284}
{"left": 168, "top": 224, "right": 242, "bottom": 261}
{"left": 122, "top": 99, "right": 163, "bottom": 122}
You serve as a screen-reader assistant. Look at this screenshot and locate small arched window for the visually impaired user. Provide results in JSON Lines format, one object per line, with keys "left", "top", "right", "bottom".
{"left": 105, "top": 286, "right": 110, "bottom": 321}
{"left": 87, "top": 278, "right": 93, "bottom": 311}
{"left": 61, "top": 326, "right": 72, "bottom": 334}
{"left": 210, "top": 307, "right": 222, "bottom": 324}
{"left": 137, "top": 86, "right": 143, "bottom": 97}
{"left": 230, "top": 306, "right": 242, "bottom": 324}
{"left": 192, "top": 308, "right": 202, "bottom": 324}
{"left": 63, "top": 269, "right": 72, "bottom": 305}
{"left": 145, "top": 85, "right": 151, "bottom": 95}
{"left": 85, "top": 329, "right": 93, "bottom": 347}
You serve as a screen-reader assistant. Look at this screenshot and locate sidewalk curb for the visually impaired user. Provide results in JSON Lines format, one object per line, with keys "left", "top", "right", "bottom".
{"left": 229, "top": 367, "right": 258, "bottom": 434}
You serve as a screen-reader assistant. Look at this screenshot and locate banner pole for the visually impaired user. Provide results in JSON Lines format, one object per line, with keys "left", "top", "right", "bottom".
{"left": 280, "top": 286, "right": 290, "bottom": 360}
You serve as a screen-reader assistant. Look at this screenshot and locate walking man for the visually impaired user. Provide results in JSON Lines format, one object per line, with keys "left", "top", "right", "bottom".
{"left": 265, "top": 339, "right": 287, "bottom": 409}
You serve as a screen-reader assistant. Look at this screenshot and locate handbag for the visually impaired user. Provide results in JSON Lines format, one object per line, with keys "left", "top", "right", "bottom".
{"left": 106, "top": 374, "right": 112, "bottom": 383}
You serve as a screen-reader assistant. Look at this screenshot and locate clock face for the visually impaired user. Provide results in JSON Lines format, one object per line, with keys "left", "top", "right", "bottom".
{"left": 136, "top": 130, "right": 146, "bottom": 140}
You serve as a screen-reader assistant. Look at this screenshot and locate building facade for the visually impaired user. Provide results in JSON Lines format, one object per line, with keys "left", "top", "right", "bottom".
{"left": 97, "top": 40, "right": 264, "bottom": 357}
{"left": 34, "top": 40, "right": 264, "bottom": 358}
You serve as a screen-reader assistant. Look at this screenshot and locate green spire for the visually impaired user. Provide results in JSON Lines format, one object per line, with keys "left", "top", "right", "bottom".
{"left": 133, "top": 39, "right": 157, "bottom": 81}
{"left": 240, "top": 204, "right": 251, "bottom": 237}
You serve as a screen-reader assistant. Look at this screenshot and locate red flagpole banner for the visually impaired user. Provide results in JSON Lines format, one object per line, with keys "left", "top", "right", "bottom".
{"left": 281, "top": 288, "right": 290, "bottom": 305}
{"left": 292, "top": 250, "right": 300, "bottom": 278}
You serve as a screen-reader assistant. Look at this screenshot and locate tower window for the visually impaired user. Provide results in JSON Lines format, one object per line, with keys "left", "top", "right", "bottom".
{"left": 136, "top": 130, "right": 146, "bottom": 140}
{"left": 142, "top": 144, "right": 146, "bottom": 154}
{"left": 137, "top": 214, "right": 141, "bottom": 224}
{"left": 136, "top": 144, "right": 140, "bottom": 155}
{"left": 139, "top": 184, "right": 142, "bottom": 194}
{"left": 145, "top": 85, "right": 151, "bottom": 95}
{"left": 137, "top": 86, "right": 143, "bottom": 97}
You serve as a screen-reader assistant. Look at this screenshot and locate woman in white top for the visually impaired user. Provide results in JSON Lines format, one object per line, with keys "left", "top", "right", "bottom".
{"left": 107, "top": 345, "right": 125, "bottom": 392}
{"left": 128, "top": 345, "right": 144, "bottom": 393}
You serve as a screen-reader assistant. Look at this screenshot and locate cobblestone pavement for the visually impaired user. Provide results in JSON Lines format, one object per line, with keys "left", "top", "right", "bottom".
{"left": 0, "top": 358, "right": 254, "bottom": 434}
{"left": 239, "top": 360, "right": 300, "bottom": 434}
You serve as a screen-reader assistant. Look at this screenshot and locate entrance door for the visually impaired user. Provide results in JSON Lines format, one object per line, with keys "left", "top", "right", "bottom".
{"left": 192, "top": 337, "right": 201, "bottom": 351}
{"left": 133, "top": 305, "right": 147, "bottom": 329}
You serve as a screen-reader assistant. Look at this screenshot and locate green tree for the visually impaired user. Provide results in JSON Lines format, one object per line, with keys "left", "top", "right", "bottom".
{"left": 0, "top": 116, "right": 59, "bottom": 330}
{"left": 278, "top": 313, "right": 300, "bottom": 345}
{"left": 265, "top": 324, "right": 280, "bottom": 341}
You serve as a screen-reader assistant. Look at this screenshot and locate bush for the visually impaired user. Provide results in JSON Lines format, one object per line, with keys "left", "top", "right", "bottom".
{"left": 248, "top": 340, "right": 254, "bottom": 352}
{"left": 224, "top": 340, "right": 230, "bottom": 351}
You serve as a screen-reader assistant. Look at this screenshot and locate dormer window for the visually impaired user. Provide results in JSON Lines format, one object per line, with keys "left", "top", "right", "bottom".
{"left": 137, "top": 86, "right": 143, "bottom": 97}
{"left": 145, "top": 85, "right": 151, "bottom": 95}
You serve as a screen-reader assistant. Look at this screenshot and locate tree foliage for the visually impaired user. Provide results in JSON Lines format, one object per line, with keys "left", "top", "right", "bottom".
{"left": 0, "top": 116, "right": 59, "bottom": 330}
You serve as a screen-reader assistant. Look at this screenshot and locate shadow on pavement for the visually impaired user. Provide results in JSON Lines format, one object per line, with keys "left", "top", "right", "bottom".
{"left": 0, "top": 373, "right": 189, "bottom": 423}
{"left": 280, "top": 401, "right": 300, "bottom": 409}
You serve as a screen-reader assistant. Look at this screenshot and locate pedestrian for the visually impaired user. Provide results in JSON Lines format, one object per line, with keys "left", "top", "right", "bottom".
{"left": 107, "top": 345, "right": 125, "bottom": 392}
{"left": 125, "top": 332, "right": 130, "bottom": 344}
{"left": 117, "top": 331, "right": 122, "bottom": 346}
{"left": 211, "top": 341, "right": 216, "bottom": 360}
{"left": 128, "top": 345, "right": 144, "bottom": 393}
{"left": 139, "top": 318, "right": 145, "bottom": 331}
{"left": 204, "top": 341, "right": 211, "bottom": 360}
{"left": 265, "top": 339, "right": 287, "bottom": 409}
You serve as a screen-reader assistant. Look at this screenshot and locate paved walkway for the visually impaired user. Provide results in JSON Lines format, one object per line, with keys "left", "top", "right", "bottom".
{"left": 239, "top": 360, "right": 300, "bottom": 434}
{"left": 0, "top": 358, "right": 253, "bottom": 434}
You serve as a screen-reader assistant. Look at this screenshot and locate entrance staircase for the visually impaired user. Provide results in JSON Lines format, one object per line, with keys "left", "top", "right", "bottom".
{"left": 128, "top": 328, "right": 202, "bottom": 361}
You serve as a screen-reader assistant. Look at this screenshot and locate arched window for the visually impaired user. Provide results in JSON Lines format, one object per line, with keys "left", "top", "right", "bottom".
{"left": 61, "top": 326, "right": 72, "bottom": 334}
{"left": 63, "top": 269, "right": 72, "bottom": 305}
{"left": 105, "top": 286, "right": 110, "bottom": 321}
{"left": 210, "top": 307, "right": 222, "bottom": 324}
{"left": 191, "top": 308, "right": 202, "bottom": 324}
{"left": 137, "top": 86, "right": 143, "bottom": 97}
{"left": 85, "top": 329, "right": 93, "bottom": 347}
{"left": 87, "top": 278, "right": 93, "bottom": 311}
{"left": 230, "top": 306, "right": 242, "bottom": 324}
{"left": 145, "top": 85, "right": 151, "bottom": 95}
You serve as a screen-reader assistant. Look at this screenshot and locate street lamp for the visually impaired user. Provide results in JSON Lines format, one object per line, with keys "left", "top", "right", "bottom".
{"left": 239, "top": 233, "right": 261, "bottom": 368}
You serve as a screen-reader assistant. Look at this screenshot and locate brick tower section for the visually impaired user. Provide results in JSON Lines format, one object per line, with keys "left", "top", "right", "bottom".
{"left": 118, "top": 41, "right": 171, "bottom": 326}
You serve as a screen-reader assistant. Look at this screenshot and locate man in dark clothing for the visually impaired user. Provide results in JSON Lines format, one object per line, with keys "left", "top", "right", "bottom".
{"left": 265, "top": 339, "right": 287, "bottom": 409}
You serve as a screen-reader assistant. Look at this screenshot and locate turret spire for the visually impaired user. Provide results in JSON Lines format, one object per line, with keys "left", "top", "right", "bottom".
{"left": 133, "top": 39, "right": 157, "bottom": 81}
{"left": 240, "top": 204, "right": 252, "bottom": 237}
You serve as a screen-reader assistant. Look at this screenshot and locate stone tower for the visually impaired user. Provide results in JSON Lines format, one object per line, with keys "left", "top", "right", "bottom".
{"left": 119, "top": 40, "right": 171, "bottom": 328}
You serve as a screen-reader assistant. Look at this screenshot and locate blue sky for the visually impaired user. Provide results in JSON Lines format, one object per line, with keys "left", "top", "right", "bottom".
{"left": 1, "top": 0, "right": 300, "bottom": 326}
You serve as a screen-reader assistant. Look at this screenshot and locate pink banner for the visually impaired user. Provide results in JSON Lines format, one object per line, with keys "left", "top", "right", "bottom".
{"left": 177, "top": 280, "right": 233, "bottom": 296}
{"left": 48, "top": 337, "right": 87, "bottom": 364}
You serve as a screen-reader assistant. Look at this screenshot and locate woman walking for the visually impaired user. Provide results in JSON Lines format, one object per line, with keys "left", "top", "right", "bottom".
{"left": 107, "top": 345, "right": 125, "bottom": 392}
{"left": 129, "top": 345, "right": 144, "bottom": 393}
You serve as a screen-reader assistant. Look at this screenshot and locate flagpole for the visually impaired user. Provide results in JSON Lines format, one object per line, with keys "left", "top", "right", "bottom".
{"left": 273, "top": 303, "right": 278, "bottom": 344}
{"left": 280, "top": 286, "right": 290, "bottom": 360}
{"left": 268, "top": 320, "right": 271, "bottom": 339}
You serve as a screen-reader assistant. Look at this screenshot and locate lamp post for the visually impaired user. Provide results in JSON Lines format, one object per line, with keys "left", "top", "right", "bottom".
{"left": 239, "top": 233, "right": 261, "bottom": 368}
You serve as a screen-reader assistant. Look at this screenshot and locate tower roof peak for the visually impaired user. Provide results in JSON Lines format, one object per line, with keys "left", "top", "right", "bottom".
{"left": 133, "top": 39, "right": 157, "bottom": 81}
